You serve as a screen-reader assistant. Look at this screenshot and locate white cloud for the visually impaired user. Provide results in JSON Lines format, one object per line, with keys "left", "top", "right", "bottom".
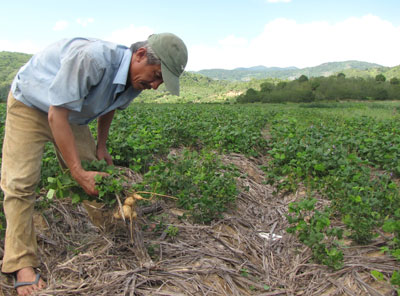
{"left": 105, "top": 25, "right": 154, "bottom": 47}
{"left": 76, "top": 18, "right": 94, "bottom": 27}
{"left": 187, "top": 14, "right": 400, "bottom": 70}
{"left": 267, "top": 0, "right": 292, "bottom": 3}
{"left": 52, "top": 20, "right": 68, "bottom": 31}
{"left": 218, "top": 34, "right": 248, "bottom": 47}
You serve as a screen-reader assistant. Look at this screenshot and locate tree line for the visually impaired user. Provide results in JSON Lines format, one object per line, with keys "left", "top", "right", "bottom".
{"left": 236, "top": 74, "right": 400, "bottom": 103}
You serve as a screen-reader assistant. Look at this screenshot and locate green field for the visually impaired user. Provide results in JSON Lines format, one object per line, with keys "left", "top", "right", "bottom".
{"left": 1, "top": 101, "right": 400, "bottom": 291}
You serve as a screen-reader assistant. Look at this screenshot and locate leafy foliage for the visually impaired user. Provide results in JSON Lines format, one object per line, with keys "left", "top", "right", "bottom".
{"left": 286, "top": 197, "right": 343, "bottom": 269}
{"left": 391, "top": 270, "right": 400, "bottom": 293}
{"left": 263, "top": 107, "right": 400, "bottom": 265}
{"left": 134, "top": 149, "right": 238, "bottom": 223}
{"left": 105, "top": 104, "right": 269, "bottom": 173}
{"left": 45, "top": 151, "right": 239, "bottom": 225}
{"left": 237, "top": 75, "right": 400, "bottom": 103}
{"left": 46, "top": 160, "right": 126, "bottom": 207}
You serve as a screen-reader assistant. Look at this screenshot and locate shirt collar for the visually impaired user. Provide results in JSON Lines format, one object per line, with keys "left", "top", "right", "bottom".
{"left": 113, "top": 48, "right": 132, "bottom": 86}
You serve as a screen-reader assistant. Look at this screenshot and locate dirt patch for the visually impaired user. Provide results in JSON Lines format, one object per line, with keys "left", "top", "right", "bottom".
{"left": 0, "top": 153, "right": 398, "bottom": 295}
{"left": 225, "top": 91, "right": 243, "bottom": 97}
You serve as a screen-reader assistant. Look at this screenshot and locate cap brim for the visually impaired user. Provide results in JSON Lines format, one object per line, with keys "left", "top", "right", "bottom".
{"left": 161, "top": 62, "right": 180, "bottom": 96}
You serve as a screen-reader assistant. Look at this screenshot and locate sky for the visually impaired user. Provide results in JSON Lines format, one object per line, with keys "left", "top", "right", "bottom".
{"left": 1, "top": 0, "right": 399, "bottom": 71}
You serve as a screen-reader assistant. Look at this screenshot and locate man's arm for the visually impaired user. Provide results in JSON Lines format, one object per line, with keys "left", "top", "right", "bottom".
{"left": 48, "top": 105, "right": 105, "bottom": 196}
{"left": 96, "top": 110, "right": 115, "bottom": 165}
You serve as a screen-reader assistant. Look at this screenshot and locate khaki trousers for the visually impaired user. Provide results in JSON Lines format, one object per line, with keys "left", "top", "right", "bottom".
{"left": 1, "top": 92, "right": 97, "bottom": 273}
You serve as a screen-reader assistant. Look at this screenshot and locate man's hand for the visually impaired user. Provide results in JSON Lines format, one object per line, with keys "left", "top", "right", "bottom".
{"left": 48, "top": 106, "right": 111, "bottom": 196}
{"left": 72, "top": 170, "right": 108, "bottom": 196}
{"left": 96, "top": 146, "right": 113, "bottom": 165}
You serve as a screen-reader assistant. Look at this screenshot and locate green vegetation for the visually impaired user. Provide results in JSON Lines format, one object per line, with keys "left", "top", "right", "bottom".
{"left": 47, "top": 150, "right": 239, "bottom": 224}
{"left": 237, "top": 74, "right": 400, "bottom": 103}
{"left": 286, "top": 198, "right": 343, "bottom": 269}
{"left": 134, "top": 149, "right": 238, "bottom": 223}
{"left": 263, "top": 104, "right": 400, "bottom": 272}
{"left": 0, "top": 51, "right": 32, "bottom": 102}
{"left": 342, "top": 65, "right": 400, "bottom": 80}
{"left": 135, "top": 71, "right": 262, "bottom": 103}
{"left": 104, "top": 104, "right": 269, "bottom": 173}
{"left": 46, "top": 160, "right": 126, "bottom": 206}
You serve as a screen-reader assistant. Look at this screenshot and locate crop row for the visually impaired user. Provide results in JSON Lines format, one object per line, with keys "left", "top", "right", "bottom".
{"left": 105, "top": 104, "right": 271, "bottom": 171}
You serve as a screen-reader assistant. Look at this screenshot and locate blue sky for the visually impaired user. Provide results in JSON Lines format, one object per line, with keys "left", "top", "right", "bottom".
{"left": 1, "top": 0, "right": 399, "bottom": 70}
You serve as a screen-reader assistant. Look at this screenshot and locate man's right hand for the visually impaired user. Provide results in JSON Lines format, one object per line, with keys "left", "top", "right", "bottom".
{"left": 72, "top": 170, "right": 108, "bottom": 196}
{"left": 48, "top": 106, "right": 110, "bottom": 196}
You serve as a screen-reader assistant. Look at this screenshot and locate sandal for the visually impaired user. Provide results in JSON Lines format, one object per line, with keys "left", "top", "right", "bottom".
{"left": 14, "top": 273, "right": 41, "bottom": 289}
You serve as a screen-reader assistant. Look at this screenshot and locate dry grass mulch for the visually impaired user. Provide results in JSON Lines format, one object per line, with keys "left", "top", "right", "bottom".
{"left": 0, "top": 153, "right": 398, "bottom": 295}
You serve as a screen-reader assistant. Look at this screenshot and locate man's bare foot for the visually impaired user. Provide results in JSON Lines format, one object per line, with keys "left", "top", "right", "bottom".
{"left": 15, "top": 267, "right": 46, "bottom": 296}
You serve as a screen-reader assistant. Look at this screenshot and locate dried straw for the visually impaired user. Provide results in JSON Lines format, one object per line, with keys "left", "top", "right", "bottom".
{"left": 0, "top": 153, "right": 397, "bottom": 295}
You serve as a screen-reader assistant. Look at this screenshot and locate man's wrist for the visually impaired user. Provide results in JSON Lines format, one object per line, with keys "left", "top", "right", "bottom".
{"left": 70, "top": 164, "right": 85, "bottom": 180}
{"left": 96, "top": 143, "right": 107, "bottom": 151}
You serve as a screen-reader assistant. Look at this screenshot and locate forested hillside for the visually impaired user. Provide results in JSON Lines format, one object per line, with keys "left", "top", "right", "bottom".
{"left": 135, "top": 71, "right": 268, "bottom": 103}
{"left": 196, "top": 65, "right": 299, "bottom": 81}
{"left": 0, "top": 51, "right": 32, "bottom": 102}
{"left": 196, "top": 61, "right": 384, "bottom": 81}
{"left": 342, "top": 65, "right": 400, "bottom": 79}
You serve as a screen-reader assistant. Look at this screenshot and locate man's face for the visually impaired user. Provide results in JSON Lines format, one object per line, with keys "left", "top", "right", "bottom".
{"left": 129, "top": 48, "right": 163, "bottom": 91}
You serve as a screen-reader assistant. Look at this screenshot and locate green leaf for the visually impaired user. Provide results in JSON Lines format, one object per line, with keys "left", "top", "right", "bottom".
{"left": 94, "top": 174, "right": 103, "bottom": 182}
{"left": 391, "top": 270, "right": 400, "bottom": 286}
{"left": 71, "top": 194, "right": 81, "bottom": 204}
{"left": 371, "top": 270, "right": 384, "bottom": 281}
{"left": 382, "top": 220, "right": 395, "bottom": 233}
{"left": 46, "top": 189, "right": 55, "bottom": 200}
{"left": 314, "top": 163, "right": 326, "bottom": 172}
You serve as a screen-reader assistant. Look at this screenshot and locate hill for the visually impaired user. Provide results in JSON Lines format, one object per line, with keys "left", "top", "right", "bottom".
{"left": 0, "top": 51, "right": 32, "bottom": 102}
{"left": 134, "top": 71, "right": 268, "bottom": 103}
{"left": 341, "top": 65, "right": 400, "bottom": 80}
{"left": 195, "top": 61, "right": 385, "bottom": 81}
{"left": 196, "top": 65, "right": 299, "bottom": 81}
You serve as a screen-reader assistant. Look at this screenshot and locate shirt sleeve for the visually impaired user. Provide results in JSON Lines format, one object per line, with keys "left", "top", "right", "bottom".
{"left": 117, "top": 100, "right": 132, "bottom": 110}
{"left": 48, "top": 49, "right": 104, "bottom": 112}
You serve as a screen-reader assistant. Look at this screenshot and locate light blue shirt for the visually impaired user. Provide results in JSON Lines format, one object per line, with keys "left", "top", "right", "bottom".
{"left": 11, "top": 37, "right": 141, "bottom": 125}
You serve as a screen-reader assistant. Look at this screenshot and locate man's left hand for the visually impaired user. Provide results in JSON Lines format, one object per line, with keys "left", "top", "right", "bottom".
{"left": 97, "top": 146, "right": 113, "bottom": 165}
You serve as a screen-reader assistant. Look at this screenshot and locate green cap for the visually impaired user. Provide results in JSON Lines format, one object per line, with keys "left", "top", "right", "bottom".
{"left": 148, "top": 33, "right": 188, "bottom": 96}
